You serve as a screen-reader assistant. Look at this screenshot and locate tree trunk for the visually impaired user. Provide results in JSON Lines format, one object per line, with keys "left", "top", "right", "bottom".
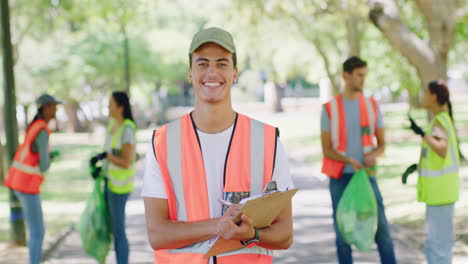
{"left": 369, "top": 0, "right": 453, "bottom": 91}
{"left": 417, "top": 63, "right": 447, "bottom": 90}
{"left": 21, "top": 104, "right": 29, "bottom": 131}
{"left": 273, "top": 83, "right": 284, "bottom": 113}
{"left": 330, "top": 75, "right": 341, "bottom": 96}
{"left": 264, "top": 81, "right": 283, "bottom": 113}
{"left": 121, "top": 18, "right": 130, "bottom": 93}
{"left": 369, "top": 0, "right": 463, "bottom": 159}
{"left": 408, "top": 91, "right": 420, "bottom": 108}
{"left": 311, "top": 37, "right": 342, "bottom": 95}
{"left": 1, "top": 0, "right": 26, "bottom": 246}
{"left": 78, "top": 108, "right": 90, "bottom": 131}
{"left": 0, "top": 140, "right": 5, "bottom": 182}
{"left": 344, "top": 0, "right": 361, "bottom": 58}
{"left": 293, "top": 16, "right": 347, "bottom": 96}
{"left": 345, "top": 14, "right": 361, "bottom": 57}
{"left": 64, "top": 99, "right": 85, "bottom": 132}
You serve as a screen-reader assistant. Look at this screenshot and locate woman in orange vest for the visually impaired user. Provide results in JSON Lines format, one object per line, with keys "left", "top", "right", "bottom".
{"left": 4, "top": 94, "right": 61, "bottom": 264}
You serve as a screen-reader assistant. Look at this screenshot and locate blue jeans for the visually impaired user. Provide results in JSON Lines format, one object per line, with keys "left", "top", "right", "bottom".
{"left": 13, "top": 191, "right": 45, "bottom": 264}
{"left": 105, "top": 182, "right": 130, "bottom": 264}
{"left": 329, "top": 173, "right": 397, "bottom": 264}
{"left": 425, "top": 203, "right": 454, "bottom": 264}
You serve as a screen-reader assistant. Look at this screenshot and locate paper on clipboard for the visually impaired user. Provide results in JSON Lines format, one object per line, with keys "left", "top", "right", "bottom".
{"left": 204, "top": 188, "right": 299, "bottom": 258}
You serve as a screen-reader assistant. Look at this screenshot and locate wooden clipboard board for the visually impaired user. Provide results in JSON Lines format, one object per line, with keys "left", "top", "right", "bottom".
{"left": 204, "top": 188, "right": 299, "bottom": 258}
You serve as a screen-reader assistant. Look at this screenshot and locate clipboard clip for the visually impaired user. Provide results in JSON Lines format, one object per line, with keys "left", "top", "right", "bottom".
{"left": 263, "top": 181, "right": 278, "bottom": 194}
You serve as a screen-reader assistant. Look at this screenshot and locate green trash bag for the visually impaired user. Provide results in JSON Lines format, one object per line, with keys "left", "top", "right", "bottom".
{"left": 337, "top": 169, "right": 378, "bottom": 251}
{"left": 79, "top": 176, "right": 111, "bottom": 264}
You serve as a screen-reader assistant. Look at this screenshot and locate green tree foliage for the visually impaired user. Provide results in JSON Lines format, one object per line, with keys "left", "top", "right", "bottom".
{"left": 3, "top": 0, "right": 467, "bottom": 117}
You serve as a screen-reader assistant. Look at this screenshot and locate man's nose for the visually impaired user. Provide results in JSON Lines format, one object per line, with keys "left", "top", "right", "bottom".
{"left": 207, "top": 64, "right": 217, "bottom": 74}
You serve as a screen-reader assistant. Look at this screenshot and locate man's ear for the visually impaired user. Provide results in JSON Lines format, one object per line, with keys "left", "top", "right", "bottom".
{"left": 188, "top": 67, "right": 193, "bottom": 83}
{"left": 233, "top": 67, "right": 238, "bottom": 84}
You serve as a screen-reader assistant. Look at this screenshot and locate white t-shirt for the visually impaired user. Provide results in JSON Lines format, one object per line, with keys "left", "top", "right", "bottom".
{"left": 141, "top": 125, "right": 294, "bottom": 219}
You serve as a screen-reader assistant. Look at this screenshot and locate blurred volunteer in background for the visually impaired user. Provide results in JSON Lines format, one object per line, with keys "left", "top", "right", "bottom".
{"left": 405, "top": 80, "right": 460, "bottom": 264}
{"left": 90, "top": 91, "right": 137, "bottom": 264}
{"left": 4, "top": 93, "right": 62, "bottom": 264}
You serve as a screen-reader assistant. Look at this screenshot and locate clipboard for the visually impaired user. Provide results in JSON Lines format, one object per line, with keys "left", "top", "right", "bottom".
{"left": 204, "top": 188, "right": 299, "bottom": 258}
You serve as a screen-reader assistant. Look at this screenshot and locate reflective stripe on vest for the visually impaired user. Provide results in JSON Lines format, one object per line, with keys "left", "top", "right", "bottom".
{"left": 11, "top": 161, "right": 42, "bottom": 175}
{"left": 107, "top": 119, "right": 136, "bottom": 194}
{"left": 321, "top": 93, "right": 378, "bottom": 179}
{"left": 417, "top": 112, "right": 460, "bottom": 205}
{"left": 329, "top": 96, "right": 346, "bottom": 152}
{"left": 12, "top": 120, "right": 47, "bottom": 177}
{"left": 4, "top": 119, "right": 50, "bottom": 194}
{"left": 419, "top": 143, "right": 459, "bottom": 178}
{"left": 153, "top": 113, "right": 276, "bottom": 264}
{"left": 358, "top": 94, "right": 376, "bottom": 154}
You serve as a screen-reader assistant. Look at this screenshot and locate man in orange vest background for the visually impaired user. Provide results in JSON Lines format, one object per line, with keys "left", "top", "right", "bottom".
{"left": 141, "top": 27, "right": 294, "bottom": 264}
{"left": 320, "top": 56, "right": 397, "bottom": 264}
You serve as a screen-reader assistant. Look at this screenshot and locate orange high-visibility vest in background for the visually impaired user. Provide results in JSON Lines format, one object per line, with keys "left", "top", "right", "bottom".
{"left": 4, "top": 119, "right": 51, "bottom": 194}
{"left": 152, "top": 113, "right": 278, "bottom": 264}
{"left": 321, "top": 93, "right": 378, "bottom": 179}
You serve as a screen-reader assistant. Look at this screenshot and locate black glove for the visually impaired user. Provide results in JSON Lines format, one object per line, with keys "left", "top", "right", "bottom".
{"left": 90, "top": 165, "right": 102, "bottom": 179}
{"left": 49, "top": 150, "right": 61, "bottom": 160}
{"left": 90, "top": 152, "right": 107, "bottom": 166}
{"left": 409, "top": 117, "right": 425, "bottom": 137}
{"left": 402, "top": 163, "right": 418, "bottom": 184}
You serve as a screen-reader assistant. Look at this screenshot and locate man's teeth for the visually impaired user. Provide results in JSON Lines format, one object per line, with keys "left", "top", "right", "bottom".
{"left": 204, "top": 82, "right": 221, "bottom": 87}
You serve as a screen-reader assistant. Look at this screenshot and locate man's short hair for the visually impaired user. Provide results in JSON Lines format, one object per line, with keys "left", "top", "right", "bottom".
{"left": 343, "top": 56, "right": 367, "bottom": 73}
{"left": 189, "top": 50, "right": 237, "bottom": 68}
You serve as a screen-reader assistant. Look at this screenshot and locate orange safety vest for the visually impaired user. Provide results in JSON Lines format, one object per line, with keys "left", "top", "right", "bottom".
{"left": 321, "top": 93, "right": 378, "bottom": 179}
{"left": 152, "top": 113, "right": 278, "bottom": 264}
{"left": 4, "top": 119, "right": 51, "bottom": 194}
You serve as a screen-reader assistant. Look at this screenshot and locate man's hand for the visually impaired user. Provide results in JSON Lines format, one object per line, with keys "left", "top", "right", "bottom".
{"left": 364, "top": 155, "right": 376, "bottom": 168}
{"left": 348, "top": 158, "right": 363, "bottom": 171}
{"left": 216, "top": 212, "right": 255, "bottom": 241}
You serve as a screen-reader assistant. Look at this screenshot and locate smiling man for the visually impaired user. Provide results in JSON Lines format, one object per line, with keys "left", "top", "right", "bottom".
{"left": 142, "top": 27, "right": 294, "bottom": 264}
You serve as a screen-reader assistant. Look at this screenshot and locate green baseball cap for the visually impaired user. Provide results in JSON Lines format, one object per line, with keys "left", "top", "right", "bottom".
{"left": 189, "top": 27, "right": 236, "bottom": 55}
{"left": 36, "top": 94, "right": 63, "bottom": 108}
